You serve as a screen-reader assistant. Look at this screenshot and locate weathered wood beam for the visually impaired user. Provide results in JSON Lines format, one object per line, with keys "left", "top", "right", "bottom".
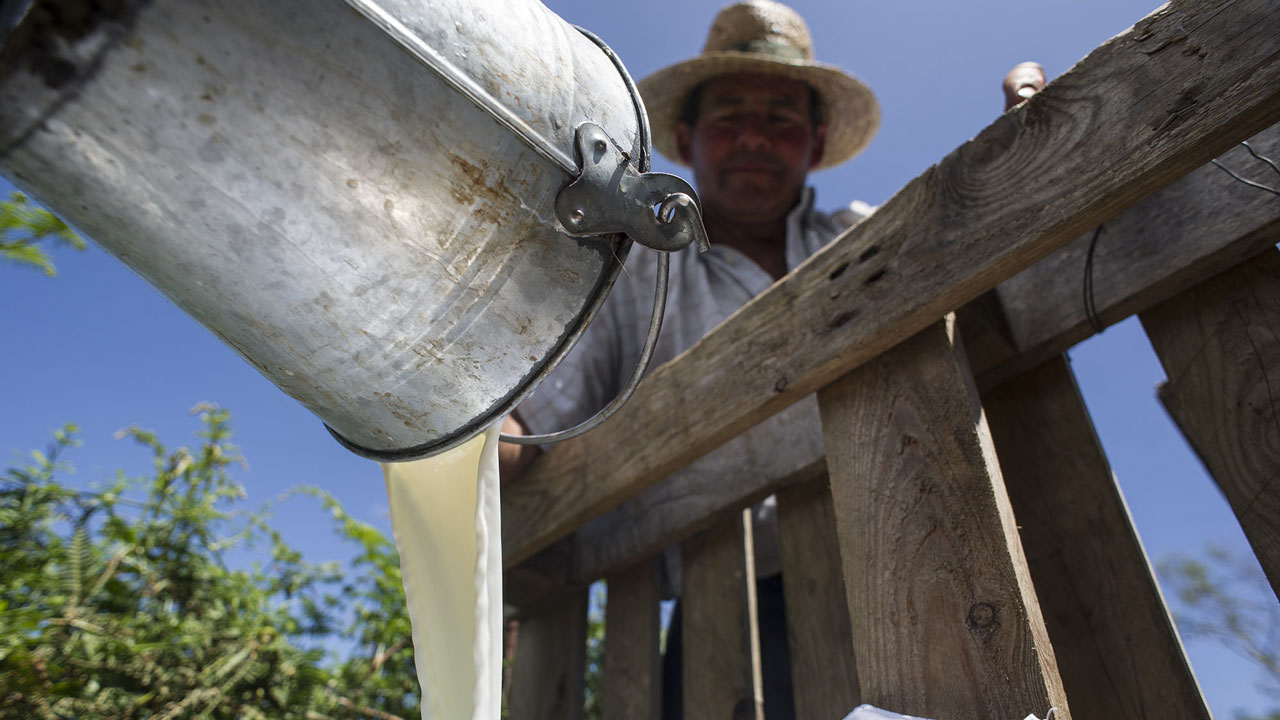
{"left": 572, "top": 452, "right": 825, "bottom": 589}
{"left": 503, "top": 0, "right": 1280, "bottom": 567}
{"left": 983, "top": 355, "right": 1211, "bottom": 718}
{"left": 1140, "top": 248, "right": 1280, "bottom": 598}
{"left": 507, "top": 588, "right": 589, "bottom": 720}
{"left": 968, "top": 123, "right": 1280, "bottom": 389}
{"left": 504, "top": 538, "right": 581, "bottom": 621}
{"left": 775, "top": 474, "right": 861, "bottom": 720}
{"left": 821, "top": 316, "right": 1067, "bottom": 718}
{"left": 680, "top": 510, "right": 764, "bottom": 720}
{"left": 603, "top": 558, "right": 663, "bottom": 720}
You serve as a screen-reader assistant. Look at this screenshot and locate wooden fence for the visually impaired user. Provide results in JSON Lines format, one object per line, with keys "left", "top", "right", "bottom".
{"left": 500, "top": 0, "right": 1280, "bottom": 717}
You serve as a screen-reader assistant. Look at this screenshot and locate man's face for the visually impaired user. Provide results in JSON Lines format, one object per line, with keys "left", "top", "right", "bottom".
{"left": 676, "top": 73, "right": 826, "bottom": 225}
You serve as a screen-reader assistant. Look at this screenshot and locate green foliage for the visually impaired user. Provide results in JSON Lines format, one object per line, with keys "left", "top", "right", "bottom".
{"left": 0, "top": 191, "right": 85, "bottom": 277}
{"left": 583, "top": 582, "right": 605, "bottom": 720}
{"left": 1160, "top": 545, "right": 1279, "bottom": 720}
{"left": 0, "top": 406, "right": 419, "bottom": 719}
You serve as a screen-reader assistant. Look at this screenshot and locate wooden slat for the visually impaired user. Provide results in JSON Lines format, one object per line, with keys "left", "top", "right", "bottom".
{"left": 602, "top": 558, "right": 662, "bottom": 720}
{"left": 775, "top": 474, "right": 861, "bottom": 719}
{"left": 504, "top": 537, "right": 582, "bottom": 620}
{"left": 819, "top": 316, "right": 1066, "bottom": 719}
{"left": 682, "top": 510, "right": 763, "bottom": 720}
{"left": 982, "top": 355, "right": 1212, "bottom": 718}
{"left": 503, "top": 0, "right": 1280, "bottom": 568}
{"left": 971, "top": 123, "right": 1280, "bottom": 389}
{"left": 508, "top": 588, "right": 589, "bottom": 720}
{"left": 1140, "top": 248, "right": 1280, "bottom": 598}
{"left": 573, "top": 456, "right": 826, "bottom": 587}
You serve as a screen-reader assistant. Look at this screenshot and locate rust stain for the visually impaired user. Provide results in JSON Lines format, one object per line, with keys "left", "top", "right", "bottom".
{"left": 375, "top": 391, "right": 423, "bottom": 431}
{"left": 199, "top": 83, "right": 226, "bottom": 102}
{"left": 412, "top": 341, "right": 445, "bottom": 363}
{"left": 447, "top": 154, "right": 522, "bottom": 225}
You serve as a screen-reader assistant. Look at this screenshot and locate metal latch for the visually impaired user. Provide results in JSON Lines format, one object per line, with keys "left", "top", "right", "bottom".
{"left": 555, "top": 122, "right": 710, "bottom": 254}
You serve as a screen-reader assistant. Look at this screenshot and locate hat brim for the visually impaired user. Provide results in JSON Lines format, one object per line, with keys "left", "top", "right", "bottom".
{"left": 637, "top": 52, "right": 880, "bottom": 170}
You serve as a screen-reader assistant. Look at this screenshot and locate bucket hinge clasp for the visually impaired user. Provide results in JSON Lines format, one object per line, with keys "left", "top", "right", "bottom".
{"left": 555, "top": 122, "right": 710, "bottom": 254}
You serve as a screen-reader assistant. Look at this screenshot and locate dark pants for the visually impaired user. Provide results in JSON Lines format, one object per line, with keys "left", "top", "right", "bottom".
{"left": 661, "top": 574, "right": 795, "bottom": 720}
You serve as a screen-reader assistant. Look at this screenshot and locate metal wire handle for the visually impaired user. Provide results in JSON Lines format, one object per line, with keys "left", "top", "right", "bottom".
{"left": 500, "top": 24, "right": 685, "bottom": 447}
{"left": 501, "top": 251, "right": 669, "bottom": 445}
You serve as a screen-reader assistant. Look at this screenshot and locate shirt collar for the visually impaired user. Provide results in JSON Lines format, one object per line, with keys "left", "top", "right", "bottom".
{"left": 784, "top": 187, "right": 817, "bottom": 272}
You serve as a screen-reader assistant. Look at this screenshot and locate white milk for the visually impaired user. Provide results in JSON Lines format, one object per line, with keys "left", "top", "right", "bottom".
{"left": 381, "top": 422, "right": 504, "bottom": 720}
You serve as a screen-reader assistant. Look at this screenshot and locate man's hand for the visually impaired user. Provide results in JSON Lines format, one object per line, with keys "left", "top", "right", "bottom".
{"left": 498, "top": 413, "right": 540, "bottom": 484}
{"left": 1003, "top": 61, "right": 1047, "bottom": 112}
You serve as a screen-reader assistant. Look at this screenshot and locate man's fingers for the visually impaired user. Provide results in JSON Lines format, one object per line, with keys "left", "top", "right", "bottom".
{"left": 1003, "top": 61, "right": 1047, "bottom": 111}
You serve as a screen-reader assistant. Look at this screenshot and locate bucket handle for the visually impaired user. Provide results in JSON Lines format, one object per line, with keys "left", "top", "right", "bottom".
{"left": 499, "top": 26, "right": 706, "bottom": 447}
{"left": 501, "top": 248, "right": 672, "bottom": 446}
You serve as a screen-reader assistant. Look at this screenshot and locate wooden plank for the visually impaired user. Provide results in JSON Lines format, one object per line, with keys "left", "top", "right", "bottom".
{"left": 1139, "top": 248, "right": 1280, "bottom": 598}
{"left": 681, "top": 510, "right": 763, "bottom": 720}
{"left": 503, "top": 0, "right": 1280, "bottom": 568}
{"left": 982, "top": 355, "right": 1212, "bottom": 718}
{"left": 956, "top": 289, "right": 1019, "bottom": 378}
{"left": 774, "top": 474, "right": 861, "bottom": 720}
{"left": 602, "top": 558, "right": 662, "bottom": 720}
{"left": 971, "top": 123, "right": 1280, "bottom": 389}
{"left": 820, "top": 316, "right": 1067, "bottom": 719}
{"left": 504, "top": 537, "right": 583, "bottom": 620}
{"left": 508, "top": 588, "right": 588, "bottom": 720}
{"left": 573, "top": 455, "right": 826, "bottom": 586}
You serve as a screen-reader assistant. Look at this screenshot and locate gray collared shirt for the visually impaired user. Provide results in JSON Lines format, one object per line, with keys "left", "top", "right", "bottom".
{"left": 520, "top": 188, "right": 868, "bottom": 587}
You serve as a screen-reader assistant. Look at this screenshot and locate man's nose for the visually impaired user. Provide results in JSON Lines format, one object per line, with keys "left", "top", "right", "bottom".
{"left": 733, "top": 118, "right": 772, "bottom": 151}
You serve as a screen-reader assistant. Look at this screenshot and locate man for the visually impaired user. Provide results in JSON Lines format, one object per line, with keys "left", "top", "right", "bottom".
{"left": 500, "top": 2, "right": 879, "bottom": 718}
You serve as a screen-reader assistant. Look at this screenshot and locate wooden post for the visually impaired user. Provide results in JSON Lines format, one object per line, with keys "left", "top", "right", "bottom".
{"left": 775, "top": 475, "right": 862, "bottom": 719}
{"left": 1139, "top": 247, "right": 1280, "bottom": 598}
{"left": 603, "top": 558, "right": 662, "bottom": 720}
{"left": 681, "top": 509, "right": 763, "bottom": 720}
{"left": 508, "top": 588, "right": 589, "bottom": 720}
{"left": 982, "top": 355, "right": 1212, "bottom": 718}
{"left": 818, "top": 315, "right": 1067, "bottom": 719}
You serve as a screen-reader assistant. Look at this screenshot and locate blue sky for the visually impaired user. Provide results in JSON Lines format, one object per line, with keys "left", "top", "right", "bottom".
{"left": 2, "top": 0, "right": 1275, "bottom": 716}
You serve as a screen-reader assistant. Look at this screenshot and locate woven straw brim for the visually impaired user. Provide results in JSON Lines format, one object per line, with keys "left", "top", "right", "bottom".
{"left": 638, "top": 53, "right": 880, "bottom": 170}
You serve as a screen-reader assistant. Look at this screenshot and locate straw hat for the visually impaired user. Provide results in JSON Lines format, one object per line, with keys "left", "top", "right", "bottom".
{"left": 638, "top": 0, "right": 879, "bottom": 170}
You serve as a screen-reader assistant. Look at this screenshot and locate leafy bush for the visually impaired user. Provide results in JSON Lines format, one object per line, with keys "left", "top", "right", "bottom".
{"left": 0, "top": 192, "right": 84, "bottom": 277}
{"left": 0, "top": 405, "right": 419, "bottom": 719}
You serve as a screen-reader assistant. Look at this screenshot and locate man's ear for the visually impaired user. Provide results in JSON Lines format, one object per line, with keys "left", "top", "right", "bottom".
{"left": 809, "top": 124, "right": 828, "bottom": 169}
{"left": 676, "top": 122, "right": 694, "bottom": 165}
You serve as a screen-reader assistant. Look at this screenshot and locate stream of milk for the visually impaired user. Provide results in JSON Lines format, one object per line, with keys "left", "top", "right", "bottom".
{"left": 381, "top": 422, "right": 504, "bottom": 720}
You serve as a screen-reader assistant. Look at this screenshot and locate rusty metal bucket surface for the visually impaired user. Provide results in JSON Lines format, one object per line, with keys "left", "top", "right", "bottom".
{"left": 0, "top": 0, "right": 644, "bottom": 458}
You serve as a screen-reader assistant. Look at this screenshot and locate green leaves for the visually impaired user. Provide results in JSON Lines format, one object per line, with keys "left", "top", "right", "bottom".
{"left": 0, "top": 192, "right": 85, "bottom": 276}
{"left": 1160, "top": 546, "right": 1280, "bottom": 718}
{"left": 0, "top": 408, "right": 421, "bottom": 719}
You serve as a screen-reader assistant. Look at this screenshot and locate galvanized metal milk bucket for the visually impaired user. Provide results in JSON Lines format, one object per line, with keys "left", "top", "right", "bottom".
{"left": 0, "top": 0, "right": 705, "bottom": 459}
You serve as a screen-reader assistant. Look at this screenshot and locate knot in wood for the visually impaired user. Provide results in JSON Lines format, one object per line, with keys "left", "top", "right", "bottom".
{"left": 774, "top": 376, "right": 789, "bottom": 392}
{"left": 966, "top": 602, "right": 998, "bottom": 630}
